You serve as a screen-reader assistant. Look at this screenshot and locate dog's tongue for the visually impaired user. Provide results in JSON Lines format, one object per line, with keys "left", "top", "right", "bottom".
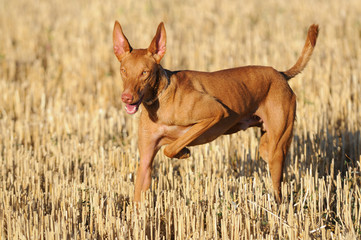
{"left": 125, "top": 104, "right": 139, "bottom": 114}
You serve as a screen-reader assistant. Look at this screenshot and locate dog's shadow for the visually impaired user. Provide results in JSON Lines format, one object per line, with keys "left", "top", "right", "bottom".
{"left": 290, "top": 129, "right": 360, "bottom": 180}
{"left": 225, "top": 128, "right": 361, "bottom": 181}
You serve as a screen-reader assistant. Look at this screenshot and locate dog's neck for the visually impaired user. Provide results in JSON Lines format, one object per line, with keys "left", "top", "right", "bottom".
{"left": 144, "top": 66, "right": 170, "bottom": 106}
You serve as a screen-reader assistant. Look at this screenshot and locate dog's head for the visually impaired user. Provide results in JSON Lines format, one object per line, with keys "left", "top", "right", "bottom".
{"left": 113, "top": 21, "right": 166, "bottom": 114}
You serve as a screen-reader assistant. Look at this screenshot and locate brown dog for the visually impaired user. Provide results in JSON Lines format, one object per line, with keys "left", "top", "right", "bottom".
{"left": 113, "top": 22, "right": 318, "bottom": 203}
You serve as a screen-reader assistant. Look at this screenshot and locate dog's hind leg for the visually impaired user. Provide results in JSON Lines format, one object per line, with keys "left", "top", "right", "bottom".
{"left": 259, "top": 130, "right": 269, "bottom": 162}
{"left": 260, "top": 94, "right": 296, "bottom": 203}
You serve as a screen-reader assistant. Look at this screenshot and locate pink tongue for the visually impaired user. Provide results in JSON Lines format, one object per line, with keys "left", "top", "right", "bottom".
{"left": 125, "top": 104, "right": 138, "bottom": 114}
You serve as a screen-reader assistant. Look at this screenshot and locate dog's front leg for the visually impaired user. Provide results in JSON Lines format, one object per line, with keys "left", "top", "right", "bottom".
{"left": 164, "top": 110, "right": 225, "bottom": 159}
{"left": 134, "top": 115, "right": 161, "bottom": 202}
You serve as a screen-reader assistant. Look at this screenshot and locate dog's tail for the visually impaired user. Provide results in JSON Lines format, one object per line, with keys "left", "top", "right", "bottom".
{"left": 281, "top": 24, "right": 319, "bottom": 81}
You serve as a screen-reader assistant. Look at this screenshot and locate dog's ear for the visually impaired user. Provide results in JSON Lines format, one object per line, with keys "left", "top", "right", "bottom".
{"left": 113, "top": 21, "right": 132, "bottom": 62}
{"left": 148, "top": 22, "right": 166, "bottom": 63}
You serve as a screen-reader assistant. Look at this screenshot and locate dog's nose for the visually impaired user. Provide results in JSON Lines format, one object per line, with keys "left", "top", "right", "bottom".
{"left": 121, "top": 93, "right": 133, "bottom": 104}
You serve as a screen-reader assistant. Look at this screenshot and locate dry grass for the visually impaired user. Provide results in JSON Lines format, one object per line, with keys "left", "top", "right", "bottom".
{"left": 0, "top": 0, "right": 360, "bottom": 239}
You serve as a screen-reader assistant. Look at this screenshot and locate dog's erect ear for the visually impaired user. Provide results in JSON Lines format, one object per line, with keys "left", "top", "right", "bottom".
{"left": 113, "top": 21, "right": 132, "bottom": 62}
{"left": 148, "top": 22, "right": 166, "bottom": 63}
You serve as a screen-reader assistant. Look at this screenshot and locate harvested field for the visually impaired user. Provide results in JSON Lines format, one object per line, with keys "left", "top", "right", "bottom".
{"left": 0, "top": 0, "right": 360, "bottom": 239}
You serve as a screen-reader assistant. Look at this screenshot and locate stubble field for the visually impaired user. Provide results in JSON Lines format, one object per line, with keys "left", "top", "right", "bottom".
{"left": 0, "top": 0, "right": 360, "bottom": 239}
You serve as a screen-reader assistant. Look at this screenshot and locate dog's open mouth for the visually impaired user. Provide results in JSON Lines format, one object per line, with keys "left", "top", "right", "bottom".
{"left": 125, "top": 96, "right": 143, "bottom": 114}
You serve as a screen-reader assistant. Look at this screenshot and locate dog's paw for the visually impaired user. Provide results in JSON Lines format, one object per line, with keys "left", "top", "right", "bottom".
{"left": 164, "top": 147, "right": 191, "bottom": 159}
{"left": 164, "top": 146, "right": 191, "bottom": 159}
{"left": 174, "top": 147, "right": 191, "bottom": 159}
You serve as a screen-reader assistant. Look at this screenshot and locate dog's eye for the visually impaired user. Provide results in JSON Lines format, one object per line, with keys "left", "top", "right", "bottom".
{"left": 121, "top": 68, "right": 126, "bottom": 74}
{"left": 142, "top": 70, "right": 148, "bottom": 75}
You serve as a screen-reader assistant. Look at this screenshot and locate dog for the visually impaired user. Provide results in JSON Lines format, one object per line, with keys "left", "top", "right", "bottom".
{"left": 113, "top": 21, "right": 319, "bottom": 203}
